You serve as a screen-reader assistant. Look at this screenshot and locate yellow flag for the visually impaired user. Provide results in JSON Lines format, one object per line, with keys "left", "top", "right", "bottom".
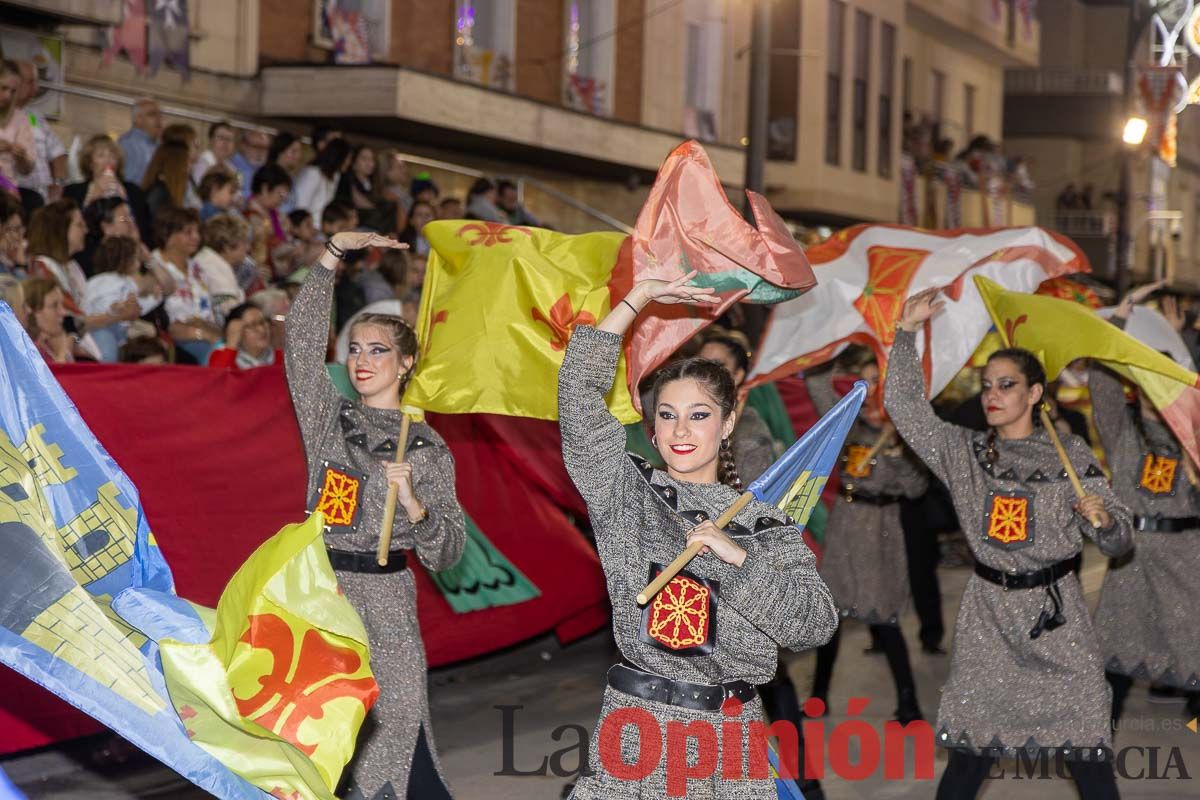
{"left": 159, "top": 514, "right": 378, "bottom": 800}
{"left": 974, "top": 275, "right": 1200, "bottom": 466}
{"left": 403, "top": 220, "right": 639, "bottom": 423}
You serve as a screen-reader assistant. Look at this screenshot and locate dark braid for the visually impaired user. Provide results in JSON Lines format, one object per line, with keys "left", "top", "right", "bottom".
{"left": 651, "top": 357, "right": 741, "bottom": 490}
{"left": 718, "top": 437, "right": 744, "bottom": 491}
{"left": 985, "top": 427, "right": 999, "bottom": 465}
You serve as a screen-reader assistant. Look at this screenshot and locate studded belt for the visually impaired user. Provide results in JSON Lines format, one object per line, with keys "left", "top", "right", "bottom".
{"left": 973, "top": 553, "right": 1079, "bottom": 590}
{"left": 327, "top": 548, "right": 408, "bottom": 573}
{"left": 1133, "top": 515, "right": 1200, "bottom": 533}
{"left": 607, "top": 661, "right": 756, "bottom": 712}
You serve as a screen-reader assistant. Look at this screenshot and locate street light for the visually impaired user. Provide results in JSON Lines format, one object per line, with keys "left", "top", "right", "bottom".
{"left": 1122, "top": 116, "right": 1148, "bottom": 145}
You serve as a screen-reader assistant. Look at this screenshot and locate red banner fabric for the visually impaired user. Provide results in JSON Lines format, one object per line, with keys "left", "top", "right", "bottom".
{"left": 0, "top": 364, "right": 608, "bottom": 754}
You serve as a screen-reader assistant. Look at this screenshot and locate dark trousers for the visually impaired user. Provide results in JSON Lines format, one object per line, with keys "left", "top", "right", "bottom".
{"left": 900, "top": 483, "right": 952, "bottom": 649}
{"left": 936, "top": 749, "right": 1120, "bottom": 800}
{"left": 812, "top": 624, "right": 916, "bottom": 703}
{"left": 759, "top": 663, "right": 818, "bottom": 783}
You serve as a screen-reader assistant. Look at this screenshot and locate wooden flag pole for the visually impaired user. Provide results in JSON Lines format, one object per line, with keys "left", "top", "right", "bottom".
{"left": 376, "top": 414, "right": 413, "bottom": 566}
{"left": 1039, "top": 405, "right": 1101, "bottom": 529}
{"left": 636, "top": 490, "right": 754, "bottom": 605}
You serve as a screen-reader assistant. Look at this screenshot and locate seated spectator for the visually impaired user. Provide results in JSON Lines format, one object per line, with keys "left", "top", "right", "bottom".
{"left": 320, "top": 202, "right": 366, "bottom": 328}
{"left": 194, "top": 213, "right": 250, "bottom": 321}
{"left": 22, "top": 277, "right": 79, "bottom": 363}
{"left": 0, "top": 192, "right": 26, "bottom": 275}
{"left": 64, "top": 135, "right": 152, "bottom": 243}
{"left": 410, "top": 172, "right": 438, "bottom": 206}
{"left": 80, "top": 197, "right": 176, "bottom": 301}
{"left": 117, "top": 98, "right": 163, "bottom": 185}
{"left": 249, "top": 287, "right": 290, "bottom": 351}
{"left": 321, "top": 201, "right": 359, "bottom": 239}
{"left": 355, "top": 247, "right": 407, "bottom": 305}
{"left": 14, "top": 59, "right": 67, "bottom": 203}
{"left": 337, "top": 145, "right": 377, "bottom": 212}
{"left": 245, "top": 164, "right": 294, "bottom": 280}
{"left": 0, "top": 273, "right": 27, "bottom": 326}
{"left": 407, "top": 253, "right": 427, "bottom": 293}
{"left": 0, "top": 60, "right": 35, "bottom": 200}
{"left": 400, "top": 288, "right": 421, "bottom": 326}
{"left": 310, "top": 124, "right": 342, "bottom": 155}
{"left": 293, "top": 137, "right": 350, "bottom": 228}
{"left": 191, "top": 120, "right": 237, "bottom": 186}
{"left": 29, "top": 200, "right": 137, "bottom": 347}
{"left": 437, "top": 196, "right": 464, "bottom": 220}
{"left": 142, "top": 140, "right": 194, "bottom": 218}
{"left": 465, "top": 177, "right": 505, "bottom": 222}
{"left": 286, "top": 208, "right": 324, "bottom": 270}
{"left": 266, "top": 131, "right": 304, "bottom": 215}
{"left": 398, "top": 200, "right": 434, "bottom": 256}
{"left": 118, "top": 335, "right": 170, "bottom": 364}
{"left": 230, "top": 129, "right": 271, "bottom": 199}
{"left": 151, "top": 206, "right": 220, "bottom": 363}
{"left": 205, "top": 301, "right": 281, "bottom": 369}
{"left": 497, "top": 179, "right": 540, "bottom": 226}
{"left": 83, "top": 236, "right": 160, "bottom": 362}
{"left": 198, "top": 167, "right": 241, "bottom": 222}
{"left": 375, "top": 148, "right": 412, "bottom": 211}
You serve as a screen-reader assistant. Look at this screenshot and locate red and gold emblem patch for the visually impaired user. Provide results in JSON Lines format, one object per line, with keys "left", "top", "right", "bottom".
{"left": 308, "top": 462, "right": 368, "bottom": 532}
{"left": 843, "top": 444, "right": 874, "bottom": 479}
{"left": 984, "top": 490, "right": 1034, "bottom": 549}
{"left": 1138, "top": 454, "right": 1178, "bottom": 496}
{"left": 639, "top": 565, "right": 718, "bottom": 656}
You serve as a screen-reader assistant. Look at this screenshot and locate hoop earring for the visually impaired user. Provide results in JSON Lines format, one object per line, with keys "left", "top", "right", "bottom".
{"left": 651, "top": 434, "right": 658, "bottom": 447}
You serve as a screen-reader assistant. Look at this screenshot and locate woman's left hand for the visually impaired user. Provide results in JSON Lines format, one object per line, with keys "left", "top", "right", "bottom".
{"left": 383, "top": 461, "right": 417, "bottom": 505}
{"left": 686, "top": 520, "right": 748, "bottom": 567}
{"left": 1074, "top": 494, "right": 1112, "bottom": 529}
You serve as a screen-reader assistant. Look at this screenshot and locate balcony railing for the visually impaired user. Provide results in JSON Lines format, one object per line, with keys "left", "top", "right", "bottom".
{"left": 1004, "top": 69, "right": 1123, "bottom": 95}
{"left": 1053, "top": 211, "right": 1116, "bottom": 237}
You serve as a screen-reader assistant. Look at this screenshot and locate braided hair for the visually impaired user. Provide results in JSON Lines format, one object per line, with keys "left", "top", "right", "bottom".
{"left": 351, "top": 313, "right": 419, "bottom": 394}
{"left": 983, "top": 347, "right": 1047, "bottom": 464}
{"left": 651, "top": 357, "right": 742, "bottom": 490}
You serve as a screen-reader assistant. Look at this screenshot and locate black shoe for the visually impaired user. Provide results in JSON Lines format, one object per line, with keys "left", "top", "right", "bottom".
{"left": 894, "top": 687, "right": 924, "bottom": 725}
{"left": 921, "top": 643, "right": 947, "bottom": 655}
{"left": 1148, "top": 683, "right": 1183, "bottom": 702}
{"left": 1185, "top": 692, "right": 1200, "bottom": 721}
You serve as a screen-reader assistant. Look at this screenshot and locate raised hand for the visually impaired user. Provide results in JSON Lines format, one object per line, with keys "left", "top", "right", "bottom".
{"left": 331, "top": 231, "right": 409, "bottom": 253}
{"left": 631, "top": 269, "right": 720, "bottom": 309}
{"left": 1116, "top": 279, "right": 1166, "bottom": 319}
{"left": 1161, "top": 295, "right": 1185, "bottom": 334}
{"left": 897, "top": 287, "right": 945, "bottom": 332}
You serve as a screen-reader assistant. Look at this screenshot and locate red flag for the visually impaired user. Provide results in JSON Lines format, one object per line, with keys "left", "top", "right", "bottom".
{"left": 610, "top": 141, "right": 817, "bottom": 410}
{"left": 103, "top": 0, "right": 148, "bottom": 72}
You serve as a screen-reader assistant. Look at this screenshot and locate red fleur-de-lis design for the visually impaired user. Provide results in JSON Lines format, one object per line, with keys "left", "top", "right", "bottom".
{"left": 270, "top": 790, "right": 303, "bottom": 800}
{"left": 531, "top": 294, "right": 596, "bottom": 351}
{"left": 1004, "top": 314, "right": 1028, "bottom": 345}
{"left": 456, "top": 222, "right": 533, "bottom": 246}
{"left": 235, "top": 614, "right": 379, "bottom": 756}
{"left": 420, "top": 309, "right": 449, "bottom": 358}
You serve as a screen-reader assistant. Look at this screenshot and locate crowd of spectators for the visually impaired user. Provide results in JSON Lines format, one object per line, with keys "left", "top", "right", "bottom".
{"left": 902, "top": 112, "right": 1034, "bottom": 200}
{"left": 0, "top": 61, "right": 541, "bottom": 370}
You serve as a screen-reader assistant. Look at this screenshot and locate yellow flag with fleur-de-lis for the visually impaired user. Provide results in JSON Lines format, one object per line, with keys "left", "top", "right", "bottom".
{"left": 403, "top": 220, "right": 640, "bottom": 423}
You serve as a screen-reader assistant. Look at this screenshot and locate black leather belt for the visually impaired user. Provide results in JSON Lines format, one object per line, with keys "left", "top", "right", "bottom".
{"left": 1134, "top": 515, "right": 1200, "bottom": 533}
{"left": 973, "top": 553, "right": 1080, "bottom": 591}
{"left": 608, "top": 662, "right": 756, "bottom": 712}
{"left": 327, "top": 548, "right": 407, "bottom": 574}
{"left": 843, "top": 488, "right": 902, "bottom": 506}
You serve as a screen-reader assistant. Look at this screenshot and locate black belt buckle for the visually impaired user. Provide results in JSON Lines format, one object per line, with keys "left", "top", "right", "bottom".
{"left": 327, "top": 548, "right": 408, "bottom": 574}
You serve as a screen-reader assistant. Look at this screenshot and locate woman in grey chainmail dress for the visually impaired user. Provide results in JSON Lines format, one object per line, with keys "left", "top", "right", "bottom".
{"left": 805, "top": 352, "right": 928, "bottom": 724}
{"left": 1090, "top": 298, "right": 1200, "bottom": 724}
{"left": 559, "top": 271, "right": 838, "bottom": 799}
{"left": 886, "top": 289, "right": 1133, "bottom": 800}
{"left": 285, "top": 231, "right": 465, "bottom": 800}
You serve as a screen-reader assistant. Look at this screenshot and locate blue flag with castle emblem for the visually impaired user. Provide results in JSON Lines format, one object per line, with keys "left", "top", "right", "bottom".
{"left": 748, "top": 380, "right": 867, "bottom": 528}
{"left": 0, "top": 302, "right": 263, "bottom": 798}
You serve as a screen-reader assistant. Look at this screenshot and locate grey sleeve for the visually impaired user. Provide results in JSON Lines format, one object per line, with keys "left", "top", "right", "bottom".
{"left": 1088, "top": 365, "right": 1133, "bottom": 461}
{"left": 401, "top": 444, "right": 466, "bottom": 572}
{"left": 883, "top": 329, "right": 972, "bottom": 487}
{"left": 1068, "top": 434, "right": 1134, "bottom": 557}
{"left": 557, "top": 325, "right": 635, "bottom": 527}
{"left": 283, "top": 265, "right": 342, "bottom": 448}
{"left": 721, "top": 528, "right": 838, "bottom": 651}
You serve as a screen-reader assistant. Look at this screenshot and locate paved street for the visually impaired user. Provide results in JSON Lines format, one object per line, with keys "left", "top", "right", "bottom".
{"left": 5, "top": 543, "right": 1198, "bottom": 799}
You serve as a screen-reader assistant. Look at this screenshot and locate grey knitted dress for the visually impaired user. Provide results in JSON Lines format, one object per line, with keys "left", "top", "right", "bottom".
{"left": 884, "top": 330, "right": 1133, "bottom": 758}
{"left": 807, "top": 372, "right": 928, "bottom": 625}
{"left": 285, "top": 265, "right": 466, "bottom": 797}
{"left": 1089, "top": 366, "right": 1200, "bottom": 689}
{"left": 559, "top": 327, "right": 838, "bottom": 799}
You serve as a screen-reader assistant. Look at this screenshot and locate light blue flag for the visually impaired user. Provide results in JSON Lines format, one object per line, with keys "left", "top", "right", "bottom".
{"left": 747, "top": 380, "right": 867, "bottom": 529}
{"left": 0, "top": 303, "right": 266, "bottom": 799}
{"left": 0, "top": 767, "right": 27, "bottom": 800}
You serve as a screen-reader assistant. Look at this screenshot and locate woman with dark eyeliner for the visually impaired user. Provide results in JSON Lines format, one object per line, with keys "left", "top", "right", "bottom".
{"left": 886, "top": 287, "right": 1133, "bottom": 800}
{"left": 558, "top": 270, "right": 837, "bottom": 798}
